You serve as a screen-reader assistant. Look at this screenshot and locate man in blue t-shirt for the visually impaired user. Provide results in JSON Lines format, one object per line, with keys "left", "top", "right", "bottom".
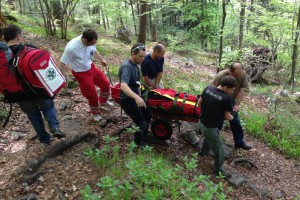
{"left": 141, "top": 44, "right": 165, "bottom": 89}
{"left": 118, "top": 43, "right": 152, "bottom": 147}
{"left": 197, "top": 75, "right": 238, "bottom": 178}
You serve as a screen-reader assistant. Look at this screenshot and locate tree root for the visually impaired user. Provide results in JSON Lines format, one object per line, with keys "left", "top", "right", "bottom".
{"left": 113, "top": 123, "right": 133, "bottom": 136}
{"left": 16, "top": 193, "right": 38, "bottom": 200}
{"left": 98, "top": 116, "right": 122, "bottom": 129}
{"left": 234, "top": 158, "right": 258, "bottom": 170}
{"left": 17, "top": 132, "right": 94, "bottom": 184}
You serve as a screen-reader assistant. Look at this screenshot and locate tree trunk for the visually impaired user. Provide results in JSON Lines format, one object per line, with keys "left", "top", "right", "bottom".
{"left": 130, "top": 0, "right": 137, "bottom": 36}
{"left": 60, "top": 0, "right": 79, "bottom": 39}
{"left": 22, "top": 0, "right": 25, "bottom": 14}
{"left": 100, "top": 6, "right": 106, "bottom": 30}
{"left": 137, "top": 0, "right": 140, "bottom": 15}
{"left": 118, "top": 4, "right": 124, "bottom": 27}
{"left": 200, "top": 0, "right": 206, "bottom": 49}
{"left": 290, "top": 5, "right": 300, "bottom": 89}
{"left": 151, "top": 21, "right": 157, "bottom": 42}
{"left": 137, "top": 0, "right": 148, "bottom": 44}
{"left": 238, "top": 0, "right": 246, "bottom": 50}
{"left": 148, "top": 3, "right": 152, "bottom": 40}
{"left": 18, "top": 0, "right": 22, "bottom": 14}
{"left": 247, "top": 0, "right": 254, "bottom": 33}
{"left": 106, "top": 14, "right": 110, "bottom": 29}
{"left": 218, "top": 0, "right": 227, "bottom": 71}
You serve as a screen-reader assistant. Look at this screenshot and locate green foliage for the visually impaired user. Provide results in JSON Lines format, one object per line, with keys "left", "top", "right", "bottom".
{"left": 163, "top": 66, "right": 209, "bottom": 95}
{"left": 96, "top": 38, "right": 128, "bottom": 57}
{"left": 240, "top": 102, "right": 300, "bottom": 158}
{"left": 12, "top": 15, "right": 46, "bottom": 36}
{"left": 82, "top": 134, "right": 226, "bottom": 199}
{"left": 181, "top": 1, "right": 219, "bottom": 51}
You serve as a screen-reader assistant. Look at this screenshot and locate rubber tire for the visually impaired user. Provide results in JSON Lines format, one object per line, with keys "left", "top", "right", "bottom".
{"left": 151, "top": 119, "right": 173, "bottom": 141}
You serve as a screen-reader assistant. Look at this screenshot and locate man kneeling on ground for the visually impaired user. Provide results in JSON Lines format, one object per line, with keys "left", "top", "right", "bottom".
{"left": 197, "top": 75, "right": 238, "bottom": 178}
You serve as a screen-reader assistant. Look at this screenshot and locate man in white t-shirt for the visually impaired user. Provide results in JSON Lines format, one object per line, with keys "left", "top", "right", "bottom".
{"left": 60, "top": 29, "right": 113, "bottom": 121}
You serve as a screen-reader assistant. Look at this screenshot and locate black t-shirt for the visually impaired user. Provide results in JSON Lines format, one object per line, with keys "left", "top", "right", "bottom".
{"left": 118, "top": 59, "right": 141, "bottom": 99}
{"left": 200, "top": 86, "right": 233, "bottom": 128}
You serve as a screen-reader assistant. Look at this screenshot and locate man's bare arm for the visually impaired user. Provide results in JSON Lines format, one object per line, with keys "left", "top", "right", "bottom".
{"left": 197, "top": 96, "right": 203, "bottom": 107}
{"left": 224, "top": 111, "right": 234, "bottom": 121}
{"left": 143, "top": 76, "right": 155, "bottom": 88}
{"left": 59, "top": 62, "right": 71, "bottom": 78}
{"left": 94, "top": 50, "right": 107, "bottom": 66}
{"left": 120, "top": 83, "right": 146, "bottom": 108}
{"left": 155, "top": 72, "right": 163, "bottom": 88}
{"left": 234, "top": 88, "right": 245, "bottom": 112}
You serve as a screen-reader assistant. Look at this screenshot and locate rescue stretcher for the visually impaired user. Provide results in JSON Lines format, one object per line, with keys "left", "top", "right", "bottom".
{"left": 111, "top": 84, "right": 201, "bottom": 140}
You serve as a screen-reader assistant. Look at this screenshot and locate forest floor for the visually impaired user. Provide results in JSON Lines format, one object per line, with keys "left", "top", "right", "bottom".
{"left": 0, "top": 31, "right": 299, "bottom": 200}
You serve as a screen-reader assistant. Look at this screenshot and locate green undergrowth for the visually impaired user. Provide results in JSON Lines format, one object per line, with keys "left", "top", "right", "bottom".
{"left": 240, "top": 102, "right": 300, "bottom": 158}
{"left": 244, "top": 83, "right": 300, "bottom": 158}
{"left": 81, "top": 132, "right": 227, "bottom": 200}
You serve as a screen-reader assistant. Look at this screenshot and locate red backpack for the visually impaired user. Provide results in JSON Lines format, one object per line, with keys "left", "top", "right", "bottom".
{"left": 0, "top": 42, "right": 31, "bottom": 103}
{"left": 14, "top": 46, "right": 66, "bottom": 98}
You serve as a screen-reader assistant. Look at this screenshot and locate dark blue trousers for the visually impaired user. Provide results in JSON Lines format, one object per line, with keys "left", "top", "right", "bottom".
{"left": 218, "top": 101, "right": 245, "bottom": 146}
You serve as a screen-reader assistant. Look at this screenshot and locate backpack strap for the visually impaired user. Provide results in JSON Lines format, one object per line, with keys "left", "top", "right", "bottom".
{"left": 179, "top": 93, "right": 188, "bottom": 115}
{"left": 170, "top": 93, "right": 180, "bottom": 114}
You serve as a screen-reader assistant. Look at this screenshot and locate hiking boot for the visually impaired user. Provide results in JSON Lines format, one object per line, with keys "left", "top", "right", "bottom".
{"left": 100, "top": 100, "right": 114, "bottom": 107}
{"left": 235, "top": 143, "right": 252, "bottom": 150}
{"left": 42, "top": 141, "right": 51, "bottom": 147}
{"left": 198, "top": 150, "right": 210, "bottom": 157}
{"left": 50, "top": 128, "right": 65, "bottom": 139}
{"left": 91, "top": 114, "right": 102, "bottom": 122}
{"left": 143, "top": 134, "right": 158, "bottom": 144}
{"left": 135, "top": 141, "right": 146, "bottom": 148}
{"left": 38, "top": 131, "right": 51, "bottom": 145}
{"left": 214, "top": 169, "right": 232, "bottom": 179}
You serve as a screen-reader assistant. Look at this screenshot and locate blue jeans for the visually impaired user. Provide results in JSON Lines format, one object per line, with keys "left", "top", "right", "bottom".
{"left": 218, "top": 101, "right": 245, "bottom": 146}
{"left": 18, "top": 98, "right": 59, "bottom": 144}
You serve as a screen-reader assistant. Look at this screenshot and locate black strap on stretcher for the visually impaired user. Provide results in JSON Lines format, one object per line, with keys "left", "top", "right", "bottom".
{"left": 179, "top": 93, "right": 188, "bottom": 115}
{"left": 194, "top": 94, "right": 201, "bottom": 117}
{"left": 169, "top": 93, "right": 180, "bottom": 114}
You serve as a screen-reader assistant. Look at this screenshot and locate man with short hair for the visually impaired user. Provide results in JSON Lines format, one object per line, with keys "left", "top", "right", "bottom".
{"left": 198, "top": 75, "right": 238, "bottom": 178}
{"left": 118, "top": 43, "right": 151, "bottom": 146}
{"left": 3, "top": 24, "right": 65, "bottom": 146}
{"left": 60, "top": 29, "right": 113, "bottom": 121}
{"left": 212, "top": 63, "right": 252, "bottom": 150}
{"left": 141, "top": 44, "right": 165, "bottom": 89}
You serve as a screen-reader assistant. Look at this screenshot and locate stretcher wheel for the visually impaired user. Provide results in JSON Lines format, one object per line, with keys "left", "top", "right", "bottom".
{"left": 151, "top": 119, "right": 173, "bottom": 140}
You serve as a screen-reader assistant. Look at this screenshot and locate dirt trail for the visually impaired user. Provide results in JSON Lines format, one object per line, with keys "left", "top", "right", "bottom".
{"left": 0, "top": 32, "right": 299, "bottom": 199}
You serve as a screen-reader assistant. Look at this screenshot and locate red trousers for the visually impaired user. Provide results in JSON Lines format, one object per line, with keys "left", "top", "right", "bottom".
{"left": 72, "top": 63, "right": 110, "bottom": 113}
